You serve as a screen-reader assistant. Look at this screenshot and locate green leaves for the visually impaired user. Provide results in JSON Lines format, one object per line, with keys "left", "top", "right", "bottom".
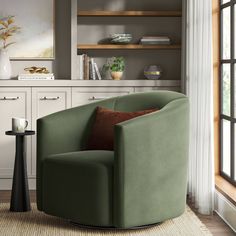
{"left": 104, "top": 57, "right": 125, "bottom": 72}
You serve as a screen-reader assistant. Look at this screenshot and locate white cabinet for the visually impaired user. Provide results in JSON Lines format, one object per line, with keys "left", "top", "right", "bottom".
{"left": 72, "top": 87, "right": 134, "bottom": 107}
{"left": 0, "top": 88, "right": 31, "bottom": 178}
{"left": 31, "top": 87, "right": 71, "bottom": 175}
{"left": 0, "top": 84, "right": 179, "bottom": 189}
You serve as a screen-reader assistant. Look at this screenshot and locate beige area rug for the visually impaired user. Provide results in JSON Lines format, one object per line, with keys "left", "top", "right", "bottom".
{"left": 0, "top": 204, "right": 212, "bottom": 236}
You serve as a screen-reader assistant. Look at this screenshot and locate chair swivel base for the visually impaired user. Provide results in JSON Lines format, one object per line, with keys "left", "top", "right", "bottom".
{"left": 69, "top": 221, "right": 162, "bottom": 230}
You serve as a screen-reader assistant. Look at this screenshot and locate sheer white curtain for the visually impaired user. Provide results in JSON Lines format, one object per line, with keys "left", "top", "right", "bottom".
{"left": 185, "top": 0, "right": 214, "bottom": 214}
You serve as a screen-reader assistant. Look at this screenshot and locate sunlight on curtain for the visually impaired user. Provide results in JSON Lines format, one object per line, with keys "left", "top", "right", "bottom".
{"left": 185, "top": 0, "right": 214, "bottom": 215}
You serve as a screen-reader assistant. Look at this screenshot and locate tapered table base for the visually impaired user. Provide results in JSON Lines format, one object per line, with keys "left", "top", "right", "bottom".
{"left": 6, "top": 131, "right": 35, "bottom": 212}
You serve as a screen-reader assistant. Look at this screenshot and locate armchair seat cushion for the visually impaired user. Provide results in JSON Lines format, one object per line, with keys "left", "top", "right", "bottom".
{"left": 42, "top": 150, "right": 114, "bottom": 226}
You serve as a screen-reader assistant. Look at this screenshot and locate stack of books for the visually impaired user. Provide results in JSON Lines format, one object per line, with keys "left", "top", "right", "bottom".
{"left": 78, "top": 54, "right": 102, "bottom": 80}
{"left": 140, "top": 36, "right": 171, "bottom": 45}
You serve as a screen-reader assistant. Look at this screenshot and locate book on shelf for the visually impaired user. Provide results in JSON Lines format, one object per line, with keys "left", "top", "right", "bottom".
{"left": 141, "top": 36, "right": 170, "bottom": 39}
{"left": 92, "top": 58, "right": 97, "bottom": 80}
{"left": 83, "top": 54, "right": 89, "bottom": 80}
{"left": 141, "top": 41, "right": 171, "bottom": 45}
{"left": 78, "top": 54, "right": 84, "bottom": 80}
{"left": 94, "top": 62, "right": 102, "bottom": 80}
{"left": 77, "top": 54, "right": 103, "bottom": 80}
{"left": 18, "top": 73, "right": 54, "bottom": 80}
{"left": 140, "top": 36, "right": 171, "bottom": 45}
{"left": 88, "top": 58, "right": 94, "bottom": 80}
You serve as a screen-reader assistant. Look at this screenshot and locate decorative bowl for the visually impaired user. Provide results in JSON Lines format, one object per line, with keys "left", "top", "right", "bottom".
{"left": 110, "top": 34, "right": 132, "bottom": 44}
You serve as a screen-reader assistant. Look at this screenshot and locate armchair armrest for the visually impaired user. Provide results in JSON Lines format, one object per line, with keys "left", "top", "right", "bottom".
{"left": 113, "top": 97, "right": 189, "bottom": 228}
{"left": 37, "top": 106, "right": 93, "bottom": 165}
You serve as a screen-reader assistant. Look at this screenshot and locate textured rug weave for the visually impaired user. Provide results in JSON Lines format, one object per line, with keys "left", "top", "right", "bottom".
{"left": 0, "top": 204, "right": 212, "bottom": 236}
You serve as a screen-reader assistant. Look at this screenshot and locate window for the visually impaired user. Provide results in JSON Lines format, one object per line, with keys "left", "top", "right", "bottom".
{"left": 220, "top": 0, "right": 236, "bottom": 185}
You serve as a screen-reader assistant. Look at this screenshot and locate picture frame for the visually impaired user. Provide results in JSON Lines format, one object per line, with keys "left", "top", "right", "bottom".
{"left": 0, "top": 0, "right": 55, "bottom": 60}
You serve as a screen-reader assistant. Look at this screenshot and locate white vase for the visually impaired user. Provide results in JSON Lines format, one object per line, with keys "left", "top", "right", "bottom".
{"left": 0, "top": 49, "right": 11, "bottom": 80}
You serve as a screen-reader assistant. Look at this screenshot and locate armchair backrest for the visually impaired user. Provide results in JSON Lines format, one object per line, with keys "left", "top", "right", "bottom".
{"left": 114, "top": 91, "right": 186, "bottom": 112}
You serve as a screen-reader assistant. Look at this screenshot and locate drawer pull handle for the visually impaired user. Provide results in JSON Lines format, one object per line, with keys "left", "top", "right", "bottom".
{"left": 0, "top": 96, "right": 19, "bottom": 101}
{"left": 89, "top": 96, "right": 110, "bottom": 101}
{"left": 40, "top": 96, "right": 60, "bottom": 101}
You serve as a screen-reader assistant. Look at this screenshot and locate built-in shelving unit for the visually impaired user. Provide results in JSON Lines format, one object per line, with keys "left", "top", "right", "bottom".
{"left": 78, "top": 44, "right": 181, "bottom": 50}
{"left": 78, "top": 10, "right": 182, "bottom": 17}
{"left": 72, "top": 0, "right": 183, "bottom": 83}
{"left": 0, "top": 0, "right": 185, "bottom": 191}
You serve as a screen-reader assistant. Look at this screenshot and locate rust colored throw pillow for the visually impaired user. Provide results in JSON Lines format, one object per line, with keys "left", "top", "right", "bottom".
{"left": 87, "top": 106, "right": 157, "bottom": 150}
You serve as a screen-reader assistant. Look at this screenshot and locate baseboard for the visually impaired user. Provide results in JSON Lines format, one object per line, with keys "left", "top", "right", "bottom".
{"left": 0, "top": 178, "right": 36, "bottom": 190}
{"left": 214, "top": 190, "right": 236, "bottom": 232}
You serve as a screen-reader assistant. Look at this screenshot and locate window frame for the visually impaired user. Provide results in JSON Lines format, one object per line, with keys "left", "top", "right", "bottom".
{"left": 220, "top": 0, "right": 236, "bottom": 185}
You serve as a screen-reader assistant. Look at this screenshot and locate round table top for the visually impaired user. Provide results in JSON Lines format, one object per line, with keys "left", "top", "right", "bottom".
{"left": 5, "top": 130, "right": 35, "bottom": 136}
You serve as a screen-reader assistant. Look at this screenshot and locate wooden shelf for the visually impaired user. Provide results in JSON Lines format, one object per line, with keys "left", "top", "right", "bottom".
{"left": 78, "top": 10, "right": 182, "bottom": 17}
{"left": 78, "top": 44, "right": 181, "bottom": 50}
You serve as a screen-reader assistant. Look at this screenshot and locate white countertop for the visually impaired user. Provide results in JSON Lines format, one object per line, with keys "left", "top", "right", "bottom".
{"left": 0, "top": 79, "right": 181, "bottom": 87}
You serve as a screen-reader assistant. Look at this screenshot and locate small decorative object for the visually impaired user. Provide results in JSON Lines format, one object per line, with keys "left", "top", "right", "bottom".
{"left": 110, "top": 34, "right": 132, "bottom": 44}
{"left": 0, "top": 16, "right": 20, "bottom": 80}
{"left": 18, "top": 66, "right": 54, "bottom": 80}
{"left": 144, "top": 65, "right": 162, "bottom": 80}
{"left": 103, "top": 57, "right": 125, "bottom": 80}
{"left": 24, "top": 66, "right": 49, "bottom": 74}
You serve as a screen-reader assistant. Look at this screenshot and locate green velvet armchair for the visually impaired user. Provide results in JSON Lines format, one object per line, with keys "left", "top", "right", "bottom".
{"left": 36, "top": 91, "right": 189, "bottom": 229}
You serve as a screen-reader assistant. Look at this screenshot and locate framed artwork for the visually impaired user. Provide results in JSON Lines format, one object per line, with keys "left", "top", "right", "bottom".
{"left": 0, "top": 0, "right": 55, "bottom": 60}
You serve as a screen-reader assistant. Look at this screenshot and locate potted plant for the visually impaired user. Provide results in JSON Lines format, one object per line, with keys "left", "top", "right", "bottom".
{"left": 0, "top": 16, "right": 20, "bottom": 80}
{"left": 103, "top": 57, "right": 125, "bottom": 80}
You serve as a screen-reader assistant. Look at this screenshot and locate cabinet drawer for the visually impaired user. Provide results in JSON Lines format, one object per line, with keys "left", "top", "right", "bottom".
{"left": 72, "top": 87, "right": 134, "bottom": 107}
{"left": 0, "top": 88, "right": 31, "bottom": 178}
{"left": 32, "top": 87, "right": 71, "bottom": 119}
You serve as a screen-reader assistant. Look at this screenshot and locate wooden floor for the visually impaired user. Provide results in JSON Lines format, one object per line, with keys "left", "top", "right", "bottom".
{"left": 192, "top": 208, "right": 235, "bottom": 236}
{"left": 0, "top": 191, "right": 235, "bottom": 235}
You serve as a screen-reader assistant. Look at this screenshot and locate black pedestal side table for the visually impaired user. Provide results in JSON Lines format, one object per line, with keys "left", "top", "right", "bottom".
{"left": 5, "top": 130, "right": 35, "bottom": 212}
